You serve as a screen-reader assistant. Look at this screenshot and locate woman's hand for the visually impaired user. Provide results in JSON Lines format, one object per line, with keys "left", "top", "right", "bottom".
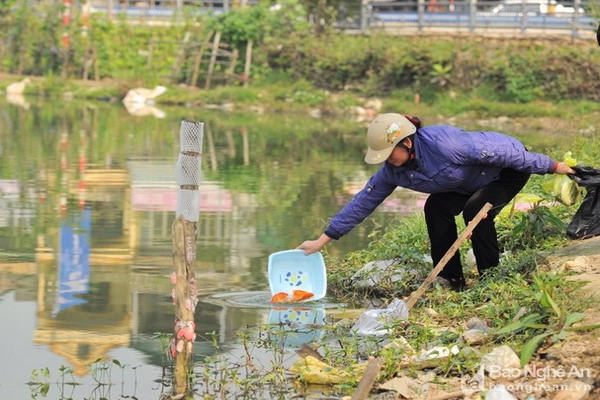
{"left": 554, "top": 162, "right": 576, "bottom": 175}
{"left": 297, "top": 234, "right": 333, "bottom": 255}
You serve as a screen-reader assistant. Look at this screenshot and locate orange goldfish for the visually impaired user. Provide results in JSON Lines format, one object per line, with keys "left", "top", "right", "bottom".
{"left": 292, "top": 289, "right": 314, "bottom": 301}
{"left": 270, "top": 290, "right": 315, "bottom": 303}
{"left": 270, "top": 292, "right": 290, "bottom": 303}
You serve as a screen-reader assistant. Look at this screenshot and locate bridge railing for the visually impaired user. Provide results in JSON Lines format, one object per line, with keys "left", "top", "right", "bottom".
{"left": 84, "top": 0, "right": 598, "bottom": 38}
{"left": 358, "top": 0, "right": 598, "bottom": 38}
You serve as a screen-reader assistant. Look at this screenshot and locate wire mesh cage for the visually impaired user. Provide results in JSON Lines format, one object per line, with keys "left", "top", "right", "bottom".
{"left": 176, "top": 120, "right": 203, "bottom": 222}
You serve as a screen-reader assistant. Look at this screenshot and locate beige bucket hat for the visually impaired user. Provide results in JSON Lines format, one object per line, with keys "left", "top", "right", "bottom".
{"left": 364, "top": 113, "right": 417, "bottom": 164}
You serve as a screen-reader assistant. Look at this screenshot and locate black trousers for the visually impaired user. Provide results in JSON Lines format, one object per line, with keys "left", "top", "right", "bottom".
{"left": 423, "top": 168, "right": 531, "bottom": 281}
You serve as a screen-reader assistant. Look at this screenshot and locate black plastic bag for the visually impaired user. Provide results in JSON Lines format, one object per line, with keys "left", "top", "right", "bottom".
{"left": 566, "top": 165, "right": 600, "bottom": 239}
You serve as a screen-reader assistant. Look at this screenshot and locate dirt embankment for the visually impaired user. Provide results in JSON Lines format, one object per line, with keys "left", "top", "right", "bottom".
{"left": 536, "top": 236, "right": 600, "bottom": 396}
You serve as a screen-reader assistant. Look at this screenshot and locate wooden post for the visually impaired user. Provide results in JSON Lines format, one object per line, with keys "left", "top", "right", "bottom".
{"left": 189, "top": 31, "right": 214, "bottom": 88}
{"left": 172, "top": 216, "right": 197, "bottom": 394}
{"left": 171, "top": 121, "right": 203, "bottom": 396}
{"left": 205, "top": 31, "right": 221, "bottom": 90}
{"left": 147, "top": 39, "right": 154, "bottom": 68}
{"left": 227, "top": 48, "right": 239, "bottom": 78}
{"left": 171, "top": 32, "right": 191, "bottom": 83}
{"left": 351, "top": 357, "right": 384, "bottom": 400}
{"left": 404, "top": 202, "right": 492, "bottom": 310}
{"left": 243, "top": 39, "right": 253, "bottom": 88}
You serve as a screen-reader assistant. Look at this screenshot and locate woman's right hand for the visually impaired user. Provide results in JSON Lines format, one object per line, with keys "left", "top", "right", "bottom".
{"left": 297, "top": 234, "right": 333, "bottom": 255}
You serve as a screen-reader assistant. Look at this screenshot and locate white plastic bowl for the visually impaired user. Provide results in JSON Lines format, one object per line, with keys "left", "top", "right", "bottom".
{"left": 267, "top": 249, "right": 327, "bottom": 301}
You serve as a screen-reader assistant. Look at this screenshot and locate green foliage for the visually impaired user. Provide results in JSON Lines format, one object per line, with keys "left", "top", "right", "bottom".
{"left": 499, "top": 203, "right": 567, "bottom": 251}
{"left": 2, "top": 8, "right": 600, "bottom": 101}
{"left": 209, "top": 4, "right": 270, "bottom": 48}
{"left": 493, "top": 273, "right": 596, "bottom": 366}
{"left": 497, "top": 56, "right": 543, "bottom": 103}
{"left": 365, "top": 213, "right": 430, "bottom": 263}
{"left": 430, "top": 63, "right": 453, "bottom": 88}
{"left": 209, "top": 0, "right": 311, "bottom": 58}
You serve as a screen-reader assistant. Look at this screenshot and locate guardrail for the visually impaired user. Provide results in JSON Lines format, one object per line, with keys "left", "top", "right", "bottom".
{"left": 361, "top": 0, "right": 598, "bottom": 38}
{"left": 87, "top": 0, "right": 257, "bottom": 19}
{"left": 85, "top": 0, "right": 598, "bottom": 38}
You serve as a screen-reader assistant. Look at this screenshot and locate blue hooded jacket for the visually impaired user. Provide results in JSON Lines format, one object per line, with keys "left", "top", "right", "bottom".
{"left": 324, "top": 124, "right": 557, "bottom": 240}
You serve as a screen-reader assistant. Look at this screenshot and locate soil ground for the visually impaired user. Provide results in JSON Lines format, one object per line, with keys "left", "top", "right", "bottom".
{"left": 527, "top": 236, "right": 600, "bottom": 398}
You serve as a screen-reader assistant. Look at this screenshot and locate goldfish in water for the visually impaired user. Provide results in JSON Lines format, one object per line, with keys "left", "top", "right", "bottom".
{"left": 271, "top": 292, "right": 290, "bottom": 303}
{"left": 292, "top": 289, "right": 314, "bottom": 301}
{"left": 270, "top": 290, "right": 315, "bottom": 303}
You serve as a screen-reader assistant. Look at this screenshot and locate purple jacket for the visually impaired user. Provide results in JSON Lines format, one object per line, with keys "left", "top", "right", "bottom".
{"left": 324, "top": 124, "right": 556, "bottom": 239}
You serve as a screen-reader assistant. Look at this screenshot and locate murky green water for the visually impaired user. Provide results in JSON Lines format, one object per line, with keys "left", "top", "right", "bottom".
{"left": 0, "top": 96, "right": 586, "bottom": 398}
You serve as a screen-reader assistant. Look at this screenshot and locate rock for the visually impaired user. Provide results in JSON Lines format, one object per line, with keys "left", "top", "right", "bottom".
{"left": 123, "top": 85, "right": 167, "bottom": 105}
{"left": 419, "top": 345, "right": 459, "bottom": 360}
{"left": 466, "top": 248, "right": 477, "bottom": 269}
{"left": 378, "top": 376, "right": 419, "bottom": 398}
{"left": 425, "top": 307, "right": 439, "bottom": 316}
{"left": 551, "top": 380, "right": 592, "bottom": 400}
{"left": 561, "top": 256, "right": 594, "bottom": 273}
{"left": 467, "top": 317, "right": 491, "bottom": 332}
{"left": 462, "top": 329, "right": 489, "bottom": 345}
{"left": 350, "top": 258, "right": 419, "bottom": 289}
{"left": 383, "top": 337, "right": 416, "bottom": 357}
{"left": 539, "top": 236, "right": 600, "bottom": 271}
{"left": 481, "top": 345, "right": 521, "bottom": 378}
{"left": 6, "top": 77, "right": 31, "bottom": 95}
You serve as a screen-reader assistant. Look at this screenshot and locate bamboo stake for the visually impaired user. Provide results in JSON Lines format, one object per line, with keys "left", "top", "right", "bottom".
{"left": 172, "top": 216, "right": 196, "bottom": 394}
{"left": 205, "top": 31, "right": 221, "bottom": 89}
{"left": 243, "top": 39, "right": 253, "bottom": 88}
{"left": 405, "top": 202, "right": 492, "bottom": 310}
{"left": 189, "top": 31, "right": 214, "bottom": 87}
{"left": 351, "top": 357, "right": 384, "bottom": 400}
{"left": 171, "top": 32, "right": 191, "bottom": 83}
{"left": 171, "top": 121, "right": 203, "bottom": 397}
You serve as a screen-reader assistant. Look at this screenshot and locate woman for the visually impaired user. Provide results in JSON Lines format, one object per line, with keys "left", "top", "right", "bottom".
{"left": 297, "top": 113, "right": 575, "bottom": 290}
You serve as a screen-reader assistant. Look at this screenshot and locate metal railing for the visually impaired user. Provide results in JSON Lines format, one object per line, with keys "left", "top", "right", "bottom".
{"left": 83, "top": 0, "right": 598, "bottom": 38}
{"left": 360, "top": 0, "right": 597, "bottom": 37}
{"left": 87, "top": 0, "right": 258, "bottom": 18}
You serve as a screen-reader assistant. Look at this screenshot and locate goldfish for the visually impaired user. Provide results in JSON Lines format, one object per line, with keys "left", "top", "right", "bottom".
{"left": 270, "top": 289, "right": 315, "bottom": 303}
{"left": 292, "top": 289, "right": 314, "bottom": 301}
{"left": 271, "top": 292, "right": 290, "bottom": 303}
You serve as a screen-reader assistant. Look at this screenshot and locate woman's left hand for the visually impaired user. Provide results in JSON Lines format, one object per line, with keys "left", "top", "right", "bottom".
{"left": 555, "top": 162, "right": 576, "bottom": 175}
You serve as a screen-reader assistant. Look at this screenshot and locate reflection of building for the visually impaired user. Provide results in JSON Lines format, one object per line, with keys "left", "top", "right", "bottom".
{"left": 127, "top": 160, "right": 266, "bottom": 273}
{"left": 29, "top": 159, "right": 268, "bottom": 375}
{"left": 34, "top": 167, "right": 134, "bottom": 376}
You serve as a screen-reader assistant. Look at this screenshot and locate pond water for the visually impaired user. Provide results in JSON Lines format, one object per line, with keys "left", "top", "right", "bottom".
{"left": 0, "top": 96, "right": 582, "bottom": 399}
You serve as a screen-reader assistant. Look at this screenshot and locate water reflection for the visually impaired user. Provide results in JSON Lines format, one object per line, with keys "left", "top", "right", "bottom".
{"left": 267, "top": 305, "right": 326, "bottom": 350}
{"left": 0, "top": 96, "right": 431, "bottom": 398}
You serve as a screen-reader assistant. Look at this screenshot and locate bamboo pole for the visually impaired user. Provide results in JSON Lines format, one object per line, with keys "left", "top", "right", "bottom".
{"left": 243, "top": 39, "right": 253, "bottom": 88}
{"left": 171, "top": 32, "right": 191, "bottom": 83}
{"left": 351, "top": 357, "right": 384, "bottom": 400}
{"left": 189, "top": 31, "right": 214, "bottom": 87}
{"left": 205, "top": 31, "right": 221, "bottom": 89}
{"left": 172, "top": 216, "right": 196, "bottom": 394}
{"left": 404, "top": 202, "right": 492, "bottom": 310}
{"left": 171, "top": 121, "right": 203, "bottom": 396}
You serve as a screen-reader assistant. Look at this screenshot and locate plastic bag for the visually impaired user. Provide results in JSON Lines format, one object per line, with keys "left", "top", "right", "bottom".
{"left": 485, "top": 384, "right": 517, "bottom": 400}
{"left": 567, "top": 165, "right": 600, "bottom": 239}
{"left": 352, "top": 298, "right": 409, "bottom": 336}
